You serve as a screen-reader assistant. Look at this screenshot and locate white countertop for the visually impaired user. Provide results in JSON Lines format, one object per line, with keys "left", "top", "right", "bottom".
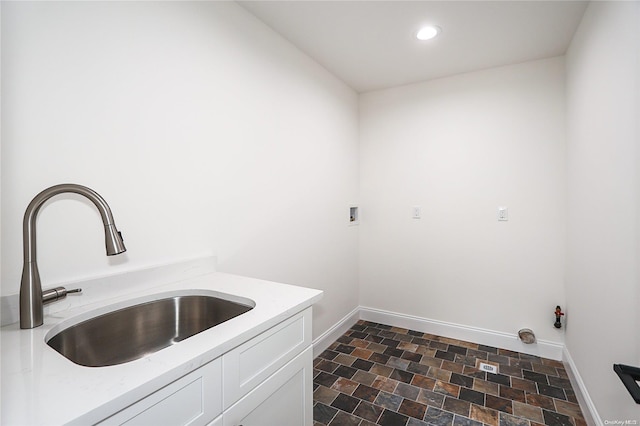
{"left": 0, "top": 262, "right": 323, "bottom": 425}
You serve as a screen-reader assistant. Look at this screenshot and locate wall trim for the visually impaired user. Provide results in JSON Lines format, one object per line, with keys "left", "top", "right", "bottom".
{"left": 359, "top": 306, "right": 565, "bottom": 361}
{"left": 563, "top": 347, "right": 602, "bottom": 426}
{"left": 312, "top": 306, "right": 360, "bottom": 358}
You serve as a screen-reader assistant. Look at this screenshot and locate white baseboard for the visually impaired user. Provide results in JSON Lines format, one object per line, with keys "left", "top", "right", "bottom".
{"left": 358, "top": 306, "right": 565, "bottom": 361}
{"left": 563, "top": 347, "right": 602, "bottom": 426}
{"left": 312, "top": 306, "right": 360, "bottom": 358}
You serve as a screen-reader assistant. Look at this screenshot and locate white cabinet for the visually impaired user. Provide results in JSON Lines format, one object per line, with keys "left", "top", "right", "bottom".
{"left": 222, "top": 308, "right": 312, "bottom": 426}
{"left": 207, "top": 416, "right": 223, "bottom": 426}
{"left": 99, "top": 357, "right": 222, "bottom": 426}
{"left": 223, "top": 347, "right": 312, "bottom": 426}
{"left": 101, "top": 308, "right": 313, "bottom": 426}
{"left": 222, "top": 308, "right": 311, "bottom": 409}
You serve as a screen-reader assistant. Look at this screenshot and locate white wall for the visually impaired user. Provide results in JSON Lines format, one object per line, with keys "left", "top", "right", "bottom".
{"left": 359, "top": 57, "right": 567, "bottom": 345}
{"left": 565, "top": 1, "right": 640, "bottom": 421}
{"left": 0, "top": 1, "right": 360, "bottom": 338}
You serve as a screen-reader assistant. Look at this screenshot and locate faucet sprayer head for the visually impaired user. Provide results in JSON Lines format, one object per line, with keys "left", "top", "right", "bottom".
{"left": 105, "top": 225, "right": 126, "bottom": 255}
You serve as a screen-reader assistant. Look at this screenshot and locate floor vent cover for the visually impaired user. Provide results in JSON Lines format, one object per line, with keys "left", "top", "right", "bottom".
{"left": 479, "top": 362, "right": 498, "bottom": 374}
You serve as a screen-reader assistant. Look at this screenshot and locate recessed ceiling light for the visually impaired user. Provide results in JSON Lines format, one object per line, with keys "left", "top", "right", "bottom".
{"left": 416, "top": 25, "right": 441, "bottom": 41}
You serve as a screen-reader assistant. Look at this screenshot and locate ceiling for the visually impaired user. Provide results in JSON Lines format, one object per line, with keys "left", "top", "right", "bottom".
{"left": 238, "top": 1, "right": 589, "bottom": 93}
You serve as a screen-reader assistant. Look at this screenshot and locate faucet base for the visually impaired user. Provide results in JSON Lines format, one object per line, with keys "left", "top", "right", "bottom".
{"left": 20, "top": 261, "right": 43, "bottom": 329}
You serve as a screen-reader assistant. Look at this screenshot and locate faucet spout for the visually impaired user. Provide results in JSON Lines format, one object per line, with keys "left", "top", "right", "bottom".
{"left": 19, "top": 184, "right": 127, "bottom": 329}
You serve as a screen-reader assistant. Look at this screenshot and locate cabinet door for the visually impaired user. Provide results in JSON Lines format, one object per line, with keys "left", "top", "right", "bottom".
{"left": 223, "top": 346, "right": 312, "bottom": 426}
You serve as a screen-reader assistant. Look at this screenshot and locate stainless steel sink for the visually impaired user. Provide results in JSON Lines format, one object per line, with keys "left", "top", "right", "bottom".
{"left": 46, "top": 295, "right": 254, "bottom": 367}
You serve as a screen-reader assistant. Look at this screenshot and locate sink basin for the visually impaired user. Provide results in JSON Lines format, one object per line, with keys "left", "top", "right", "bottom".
{"left": 46, "top": 295, "right": 254, "bottom": 367}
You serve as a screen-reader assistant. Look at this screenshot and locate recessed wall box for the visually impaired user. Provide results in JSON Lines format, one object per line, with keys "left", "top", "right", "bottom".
{"left": 349, "top": 206, "right": 359, "bottom": 226}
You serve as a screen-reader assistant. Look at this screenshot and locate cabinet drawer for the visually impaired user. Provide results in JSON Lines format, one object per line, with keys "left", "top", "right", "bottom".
{"left": 100, "top": 358, "right": 222, "bottom": 426}
{"left": 223, "top": 346, "right": 313, "bottom": 426}
{"left": 222, "top": 308, "right": 311, "bottom": 409}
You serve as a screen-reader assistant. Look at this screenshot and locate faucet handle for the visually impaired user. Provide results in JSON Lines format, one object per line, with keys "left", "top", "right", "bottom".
{"left": 42, "top": 287, "right": 82, "bottom": 305}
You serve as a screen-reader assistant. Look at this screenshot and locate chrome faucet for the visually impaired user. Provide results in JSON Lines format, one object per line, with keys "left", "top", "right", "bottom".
{"left": 20, "top": 184, "right": 126, "bottom": 329}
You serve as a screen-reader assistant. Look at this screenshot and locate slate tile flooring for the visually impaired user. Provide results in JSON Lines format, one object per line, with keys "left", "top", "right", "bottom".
{"left": 313, "top": 321, "right": 586, "bottom": 426}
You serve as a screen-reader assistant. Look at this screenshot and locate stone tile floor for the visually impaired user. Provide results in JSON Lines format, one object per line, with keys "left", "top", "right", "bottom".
{"left": 313, "top": 321, "right": 586, "bottom": 426}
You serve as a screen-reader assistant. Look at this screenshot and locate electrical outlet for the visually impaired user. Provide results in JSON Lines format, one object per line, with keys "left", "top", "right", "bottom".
{"left": 498, "top": 207, "right": 508, "bottom": 221}
{"left": 413, "top": 206, "right": 421, "bottom": 219}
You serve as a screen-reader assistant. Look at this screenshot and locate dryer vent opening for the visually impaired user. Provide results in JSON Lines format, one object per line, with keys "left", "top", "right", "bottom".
{"left": 518, "top": 328, "right": 536, "bottom": 344}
